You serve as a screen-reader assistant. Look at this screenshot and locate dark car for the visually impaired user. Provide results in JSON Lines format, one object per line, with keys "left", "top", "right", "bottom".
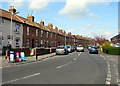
{"left": 89, "top": 46, "right": 98, "bottom": 54}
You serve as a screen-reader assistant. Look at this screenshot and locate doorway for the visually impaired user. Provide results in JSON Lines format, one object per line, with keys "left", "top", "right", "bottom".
{"left": 32, "top": 39, "right": 34, "bottom": 48}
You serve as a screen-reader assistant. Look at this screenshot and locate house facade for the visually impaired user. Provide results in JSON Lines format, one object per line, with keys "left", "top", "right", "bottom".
{"left": 0, "top": 6, "right": 95, "bottom": 49}
{"left": 111, "top": 34, "right": 120, "bottom": 43}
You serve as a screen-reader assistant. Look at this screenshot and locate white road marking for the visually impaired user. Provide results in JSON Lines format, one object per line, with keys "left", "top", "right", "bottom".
{"left": 56, "top": 61, "right": 73, "bottom": 69}
{"left": 108, "top": 71, "right": 111, "bottom": 74}
{"left": 106, "top": 78, "right": 111, "bottom": 81}
{"left": 73, "top": 52, "right": 81, "bottom": 61}
{"left": 107, "top": 74, "right": 111, "bottom": 78}
{"left": 57, "top": 52, "right": 81, "bottom": 69}
{"left": 74, "top": 58, "right": 76, "bottom": 60}
{"left": 106, "top": 81, "right": 111, "bottom": 85}
{"left": 2, "top": 72, "right": 41, "bottom": 84}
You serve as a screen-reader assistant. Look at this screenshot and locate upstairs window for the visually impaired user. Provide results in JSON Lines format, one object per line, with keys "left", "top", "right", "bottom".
{"left": 41, "top": 30, "right": 43, "bottom": 37}
{"left": 0, "top": 20, "right": 2, "bottom": 30}
{"left": 51, "top": 33, "right": 52, "bottom": 38}
{"left": 27, "top": 27, "right": 29, "bottom": 35}
{"left": 46, "top": 32, "right": 49, "bottom": 38}
{"left": 36, "top": 29, "right": 38, "bottom": 36}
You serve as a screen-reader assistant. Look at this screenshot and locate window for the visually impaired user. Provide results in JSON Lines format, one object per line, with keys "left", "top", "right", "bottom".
{"left": 46, "top": 32, "right": 49, "bottom": 38}
{"left": 15, "top": 24, "right": 20, "bottom": 34}
{"left": 36, "top": 40, "right": 38, "bottom": 47}
{"left": 27, "top": 27, "right": 29, "bottom": 35}
{"left": 16, "top": 37, "right": 20, "bottom": 47}
{"left": 0, "top": 37, "right": 2, "bottom": 45}
{"left": 0, "top": 20, "right": 2, "bottom": 30}
{"left": 26, "top": 39, "right": 30, "bottom": 48}
{"left": 40, "top": 40, "right": 43, "bottom": 45}
{"left": 36, "top": 29, "right": 38, "bottom": 36}
{"left": 41, "top": 30, "right": 43, "bottom": 37}
{"left": 51, "top": 33, "right": 52, "bottom": 38}
{"left": 55, "top": 34, "right": 56, "bottom": 39}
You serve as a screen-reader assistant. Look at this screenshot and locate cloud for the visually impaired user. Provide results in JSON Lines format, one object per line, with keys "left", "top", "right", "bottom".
{"left": 8, "top": 0, "right": 25, "bottom": 9}
{"left": 59, "top": 0, "right": 99, "bottom": 18}
{"left": 86, "top": 24, "right": 93, "bottom": 28}
{"left": 28, "top": 0, "right": 49, "bottom": 11}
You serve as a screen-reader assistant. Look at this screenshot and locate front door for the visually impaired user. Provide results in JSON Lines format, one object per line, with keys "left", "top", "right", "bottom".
{"left": 32, "top": 39, "right": 34, "bottom": 48}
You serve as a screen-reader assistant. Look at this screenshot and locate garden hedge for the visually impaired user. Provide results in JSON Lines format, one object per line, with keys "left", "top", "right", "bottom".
{"left": 102, "top": 47, "right": 120, "bottom": 55}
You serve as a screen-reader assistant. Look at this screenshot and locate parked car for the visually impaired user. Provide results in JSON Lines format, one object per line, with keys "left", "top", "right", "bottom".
{"left": 66, "top": 45, "right": 72, "bottom": 53}
{"left": 56, "top": 46, "right": 69, "bottom": 55}
{"left": 88, "top": 46, "right": 92, "bottom": 50}
{"left": 89, "top": 46, "right": 98, "bottom": 54}
{"left": 71, "top": 46, "right": 75, "bottom": 52}
{"left": 76, "top": 45, "right": 84, "bottom": 52}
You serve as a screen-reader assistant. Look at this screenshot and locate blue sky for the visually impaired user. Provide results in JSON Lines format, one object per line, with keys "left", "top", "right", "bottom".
{"left": 1, "top": 0, "right": 119, "bottom": 40}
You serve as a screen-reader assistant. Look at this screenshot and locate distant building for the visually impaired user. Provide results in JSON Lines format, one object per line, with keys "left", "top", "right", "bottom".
{"left": 111, "top": 34, "right": 120, "bottom": 43}
{"left": 0, "top": 6, "right": 95, "bottom": 49}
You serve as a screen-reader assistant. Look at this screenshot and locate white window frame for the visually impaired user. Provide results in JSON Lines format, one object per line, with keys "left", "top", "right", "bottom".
{"left": 0, "top": 19, "right": 2, "bottom": 30}
{"left": 46, "top": 32, "right": 49, "bottom": 38}
{"left": 51, "top": 33, "right": 52, "bottom": 38}
{"left": 41, "top": 30, "right": 43, "bottom": 37}
{"left": 26, "top": 39, "right": 30, "bottom": 48}
{"left": 36, "top": 40, "right": 38, "bottom": 47}
{"left": 40, "top": 40, "right": 43, "bottom": 45}
{"left": 27, "top": 27, "right": 29, "bottom": 36}
{"left": 36, "top": 29, "right": 38, "bottom": 36}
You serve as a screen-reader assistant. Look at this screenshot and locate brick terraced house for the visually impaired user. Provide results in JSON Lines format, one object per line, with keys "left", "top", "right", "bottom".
{"left": 0, "top": 6, "right": 95, "bottom": 49}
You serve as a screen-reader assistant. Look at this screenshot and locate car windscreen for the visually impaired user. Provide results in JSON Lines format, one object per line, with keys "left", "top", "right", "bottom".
{"left": 78, "top": 46, "right": 82, "bottom": 47}
{"left": 56, "top": 46, "right": 65, "bottom": 49}
{"left": 66, "top": 46, "right": 70, "bottom": 48}
{"left": 91, "top": 47, "right": 97, "bottom": 49}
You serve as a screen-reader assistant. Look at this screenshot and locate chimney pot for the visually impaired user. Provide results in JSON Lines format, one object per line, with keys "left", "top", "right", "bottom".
{"left": 48, "top": 24, "right": 53, "bottom": 29}
{"left": 9, "top": 6, "right": 16, "bottom": 13}
{"left": 55, "top": 27, "right": 58, "bottom": 31}
{"left": 40, "top": 21, "right": 44, "bottom": 26}
{"left": 27, "top": 14, "right": 34, "bottom": 22}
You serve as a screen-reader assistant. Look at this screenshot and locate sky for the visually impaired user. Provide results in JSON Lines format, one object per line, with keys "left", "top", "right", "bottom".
{"left": 0, "top": 0, "right": 119, "bottom": 40}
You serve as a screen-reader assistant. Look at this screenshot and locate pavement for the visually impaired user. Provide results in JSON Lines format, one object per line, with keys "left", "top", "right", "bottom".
{"left": 0, "top": 53, "right": 56, "bottom": 68}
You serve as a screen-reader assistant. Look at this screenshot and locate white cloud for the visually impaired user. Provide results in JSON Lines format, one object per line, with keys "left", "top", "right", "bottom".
{"left": 28, "top": 0, "right": 49, "bottom": 11}
{"left": 8, "top": 0, "right": 25, "bottom": 9}
{"left": 86, "top": 24, "right": 93, "bottom": 28}
{"left": 59, "top": 0, "right": 99, "bottom": 18}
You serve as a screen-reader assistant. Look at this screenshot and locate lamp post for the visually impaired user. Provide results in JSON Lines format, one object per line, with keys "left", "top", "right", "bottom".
{"left": 9, "top": 11, "right": 19, "bottom": 46}
{"left": 65, "top": 34, "right": 66, "bottom": 46}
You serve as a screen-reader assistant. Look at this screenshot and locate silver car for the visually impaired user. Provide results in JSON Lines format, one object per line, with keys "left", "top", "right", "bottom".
{"left": 76, "top": 45, "right": 84, "bottom": 52}
{"left": 56, "top": 46, "right": 69, "bottom": 55}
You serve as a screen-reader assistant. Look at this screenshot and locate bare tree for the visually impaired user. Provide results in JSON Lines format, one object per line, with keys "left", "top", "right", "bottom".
{"left": 94, "top": 35, "right": 108, "bottom": 45}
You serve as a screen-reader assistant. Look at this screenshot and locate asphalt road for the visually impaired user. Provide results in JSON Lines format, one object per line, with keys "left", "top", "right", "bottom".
{"left": 2, "top": 49, "right": 119, "bottom": 85}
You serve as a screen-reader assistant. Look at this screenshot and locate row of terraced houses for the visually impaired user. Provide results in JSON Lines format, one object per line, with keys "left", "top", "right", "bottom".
{"left": 0, "top": 6, "right": 95, "bottom": 49}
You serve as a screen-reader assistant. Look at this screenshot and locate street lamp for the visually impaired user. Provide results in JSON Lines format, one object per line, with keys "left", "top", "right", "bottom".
{"left": 64, "top": 31, "right": 66, "bottom": 46}
{"left": 9, "top": 11, "right": 19, "bottom": 46}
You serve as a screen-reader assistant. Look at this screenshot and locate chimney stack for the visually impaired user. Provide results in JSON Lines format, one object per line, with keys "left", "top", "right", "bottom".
{"left": 27, "top": 14, "right": 34, "bottom": 22}
{"left": 64, "top": 31, "right": 66, "bottom": 34}
{"left": 9, "top": 6, "right": 16, "bottom": 13}
{"left": 40, "top": 20, "right": 44, "bottom": 26}
{"left": 48, "top": 24, "right": 53, "bottom": 29}
{"left": 55, "top": 27, "right": 58, "bottom": 31}
{"left": 59, "top": 29, "right": 63, "bottom": 33}
{"left": 68, "top": 32, "right": 72, "bottom": 35}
